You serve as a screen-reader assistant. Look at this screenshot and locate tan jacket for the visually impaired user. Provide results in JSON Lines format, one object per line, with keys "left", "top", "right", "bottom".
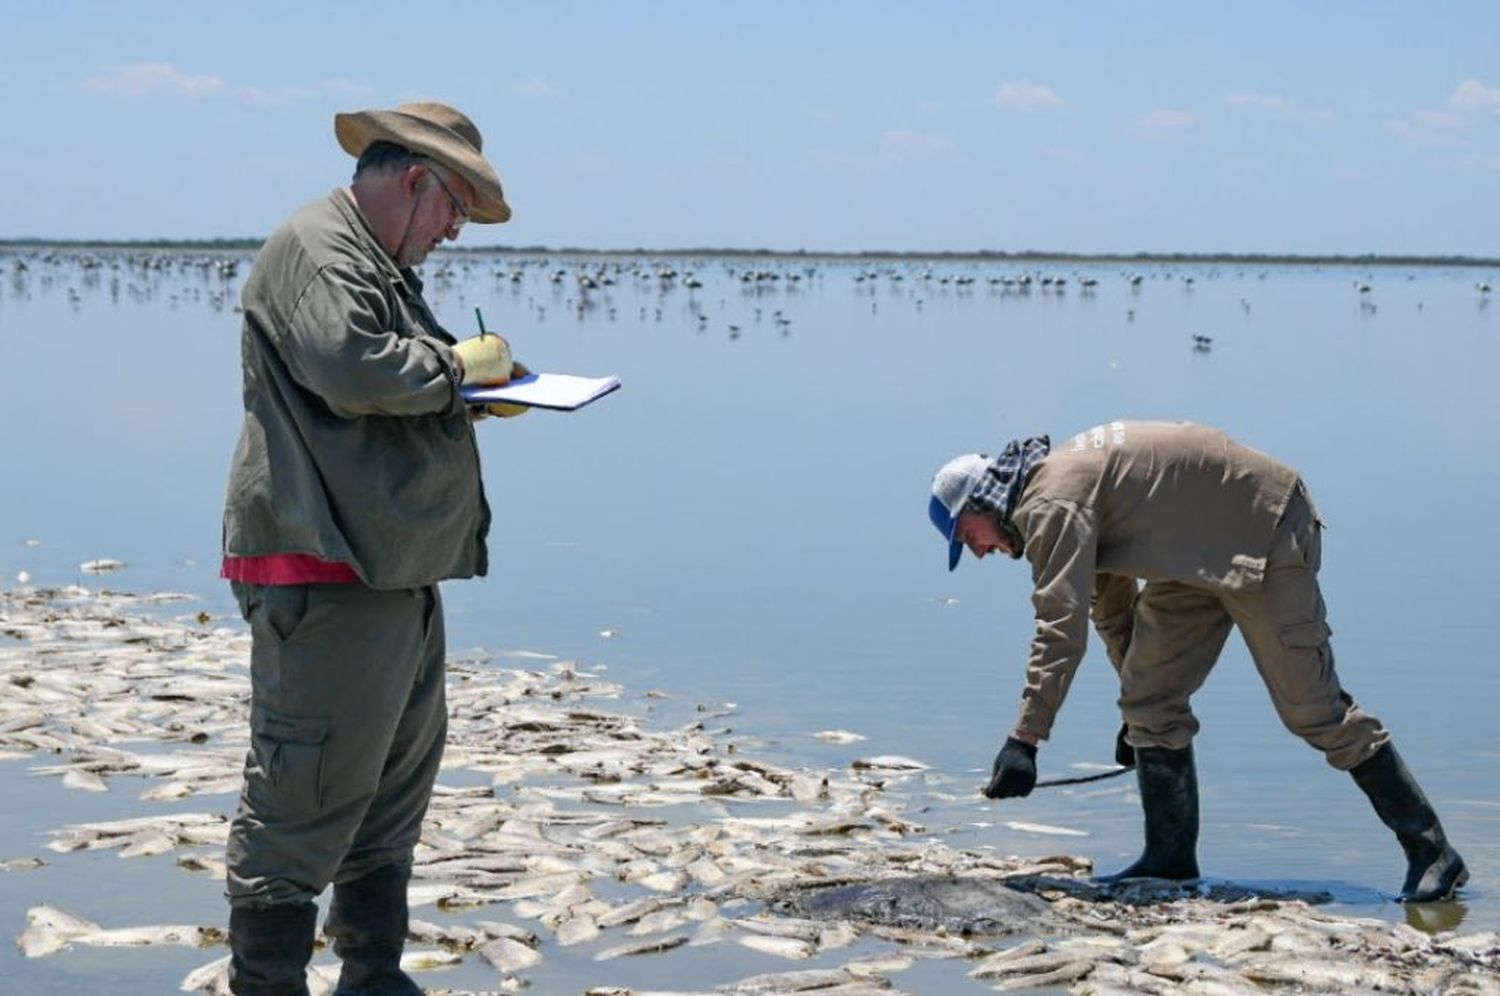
{"left": 1010, "top": 421, "right": 1300, "bottom": 738}
{"left": 222, "top": 191, "right": 490, "bottom": 589}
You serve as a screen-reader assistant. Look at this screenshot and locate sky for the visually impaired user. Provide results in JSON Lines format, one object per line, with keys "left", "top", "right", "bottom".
{"left": 3, "top": 1, "right": 1498, "bottom": 256}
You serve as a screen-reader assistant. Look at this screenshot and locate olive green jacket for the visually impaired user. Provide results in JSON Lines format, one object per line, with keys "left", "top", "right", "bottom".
{"left": 1010, "top": 421, "right": 1300, "bottom": 738}
{"left": 222, "top": 190, "right": 489, "bottom": 589}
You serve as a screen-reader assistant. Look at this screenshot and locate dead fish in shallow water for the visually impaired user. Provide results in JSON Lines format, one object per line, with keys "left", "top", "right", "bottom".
{"left": 398, "top": 947, "right": 463, "bottom": 971}
{"left": 1001, "top": 820, "right": 1088, "bottom": 837}
{"left": 815, "top": 730, "right": 867, "bottom": 744}
{"left": 80, "top": 559, "right": 125, "bottom": 574}
{"left": 478, "top": 936, "right": 541, "bottom": 972}
{"left": 71, "top": 923, "right": 226, "bottom": 948}
{"left": 592, "top": 933, "right": 689, "bottom": 960}
{"left": 850, "top": 755, "right": 928, "bottom": 772}
{"left": 179, "top": 953, "right": 232, "bottom": 994}
{"left": 18, "top": 905, "right": 100, "bottom": 957}
{"left": 716, "top": 967, "right": 884, "bottom": 992}
{"left": 555, "top": 914, "right": 601, "bottom": 946}
{"left": 20, "top": 905, "right": 223, "bottom": 956}
{"left": 737, "top": 933, "right": 816, "bottom": 959}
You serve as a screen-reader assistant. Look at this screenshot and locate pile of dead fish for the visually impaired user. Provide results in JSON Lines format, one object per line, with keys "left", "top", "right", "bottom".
{"left": 2, "top": 586, "right": 1495, "bottom": 994}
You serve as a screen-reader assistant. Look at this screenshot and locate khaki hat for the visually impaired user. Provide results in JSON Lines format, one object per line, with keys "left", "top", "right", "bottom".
{"left": 334, "top": 100, "right": 511, "bottom": 223}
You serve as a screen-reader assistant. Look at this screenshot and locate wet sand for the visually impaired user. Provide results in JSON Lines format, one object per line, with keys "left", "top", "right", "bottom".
{"left": 1, "top": 585, "right": 1495, "bottom": 994}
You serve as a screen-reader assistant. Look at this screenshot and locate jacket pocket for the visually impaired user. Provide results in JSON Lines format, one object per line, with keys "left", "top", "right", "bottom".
{"left": 249, "top": 710, "right": 329, "bottom": 817}
{"left": 1279, "top": 618, "right": 1332, "bottom": 649}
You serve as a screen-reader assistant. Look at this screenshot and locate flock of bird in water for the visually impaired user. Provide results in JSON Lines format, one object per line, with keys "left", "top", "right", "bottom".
{"left": 1, "top": 248, "right": 1493, "bottom": 355}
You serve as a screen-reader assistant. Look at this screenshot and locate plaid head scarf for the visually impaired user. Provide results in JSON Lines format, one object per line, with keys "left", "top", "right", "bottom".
{"left": 967, "top": 435, "right": 1051, "bottom": 555}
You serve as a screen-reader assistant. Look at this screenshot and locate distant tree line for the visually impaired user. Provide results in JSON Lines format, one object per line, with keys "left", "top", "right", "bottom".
{"left": 0, "top": 238, "right": 1495, "bottom": 268}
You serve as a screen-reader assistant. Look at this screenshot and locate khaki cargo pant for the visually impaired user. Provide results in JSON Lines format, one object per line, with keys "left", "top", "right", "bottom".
{"left": 1114, "top": 484, "right": 1388, "bottom": 770}
{"left": 226, "top": 582, "right": 447, "bottom": 907}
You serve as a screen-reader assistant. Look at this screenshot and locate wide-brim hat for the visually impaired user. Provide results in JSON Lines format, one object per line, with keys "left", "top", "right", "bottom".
{"left": 334, "top": 100, "right": 511, "bottom": 224}
{"left": 929, "top": 453, "right": 990, "bottom": 571}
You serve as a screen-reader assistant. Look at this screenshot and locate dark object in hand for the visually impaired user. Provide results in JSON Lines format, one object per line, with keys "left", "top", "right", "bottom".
{"left": 985, "top": 737, "right": 1038, "bottom": 798}
{"left": 1115, "top": 723, "right": 1136, "bottom": 768}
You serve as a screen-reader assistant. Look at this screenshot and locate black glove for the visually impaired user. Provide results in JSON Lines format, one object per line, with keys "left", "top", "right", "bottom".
{"left": 984, "top": 737, "right": 1038, "bottom": 799}
{"left": 1115, "top": 723, "right": 1135, "bottom": 768}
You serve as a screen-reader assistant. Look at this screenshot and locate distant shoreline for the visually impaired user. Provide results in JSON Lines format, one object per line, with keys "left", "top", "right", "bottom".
{"left": 1, "top": 238, "right": 1496, "bottom": 269}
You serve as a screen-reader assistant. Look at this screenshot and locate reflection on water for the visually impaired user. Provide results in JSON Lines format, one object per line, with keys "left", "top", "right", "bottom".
{"left": 0, "top": 247, "right": 1496, "bottom": 990}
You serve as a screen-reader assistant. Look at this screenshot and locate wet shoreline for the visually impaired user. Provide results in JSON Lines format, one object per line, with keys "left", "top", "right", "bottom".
{"left": 1, "top": 584, "right": 1495, "bottom": 994}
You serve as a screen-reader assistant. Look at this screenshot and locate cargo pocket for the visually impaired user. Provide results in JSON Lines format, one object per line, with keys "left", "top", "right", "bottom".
{"left": 248, "top": 710, "right": 329, "bottom": 818}
{"left": 1280, "top": 618, "right": 1332, "bottom": 649}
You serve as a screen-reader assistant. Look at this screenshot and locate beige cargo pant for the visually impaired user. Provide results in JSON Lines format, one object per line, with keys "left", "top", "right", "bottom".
{"left": 1112, "top": 484, "right": 1388, "bottom": 770}
{"left": 226, "top": 582, "right": 448, "bottom": 907}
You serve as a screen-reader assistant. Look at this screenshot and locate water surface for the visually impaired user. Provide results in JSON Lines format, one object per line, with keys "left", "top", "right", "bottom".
{"left": 1, "top": 247, "right": 1496, "bottom": 992}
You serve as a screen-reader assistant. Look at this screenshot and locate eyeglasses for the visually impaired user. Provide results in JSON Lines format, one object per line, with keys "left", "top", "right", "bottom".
{"left": 425, "top": 164, "right": 470, "bottom": 233}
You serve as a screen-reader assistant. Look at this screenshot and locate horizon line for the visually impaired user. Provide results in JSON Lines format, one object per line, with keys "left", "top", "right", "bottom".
{"left": 1, "top": 238, "right": 1497, "bottom": 268}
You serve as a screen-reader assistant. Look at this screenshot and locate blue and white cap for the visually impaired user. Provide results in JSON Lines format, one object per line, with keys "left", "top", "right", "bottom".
{"left": 929, "top": 453, "right": 990, "bottom": 571}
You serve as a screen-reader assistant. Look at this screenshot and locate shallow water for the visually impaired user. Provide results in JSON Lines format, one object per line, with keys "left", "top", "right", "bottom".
{"left": 1, "top": 246, "right": 1497, "bottom": 992}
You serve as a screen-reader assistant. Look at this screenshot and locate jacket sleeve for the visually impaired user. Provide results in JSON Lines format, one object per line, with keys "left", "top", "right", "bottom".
{"left": 1090, "top": 572, "right": 1138, "bottom": 675}
{"left": 1013, "top": 499, "right": 1098, "bottom": 740}
{"left": 275, "top": 263, "right": 465, "bottom": 419}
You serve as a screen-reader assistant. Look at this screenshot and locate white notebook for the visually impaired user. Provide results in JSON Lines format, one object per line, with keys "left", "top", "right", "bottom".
{"left": 461, "top": 373, "right": 621, "bottom": 412}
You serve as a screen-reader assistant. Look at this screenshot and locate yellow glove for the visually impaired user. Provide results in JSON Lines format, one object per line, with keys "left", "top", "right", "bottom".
{"left": 484, "top": 359, "right": 531, "bottom": 418}
{"left": 452, "top": 335, "right": 513, "bottom": 386}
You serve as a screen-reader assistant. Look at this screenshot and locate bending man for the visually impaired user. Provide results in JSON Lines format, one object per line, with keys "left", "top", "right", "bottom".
{"left": 928, "top": 419, "right": 1466, "bottom": 903}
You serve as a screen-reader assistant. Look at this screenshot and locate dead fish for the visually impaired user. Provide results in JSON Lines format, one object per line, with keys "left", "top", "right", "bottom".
{"left": 1240, "top": 955, "right": 1404, "bottom": 990}
{"left": 592, "top": 933, "right": 689, "bottom": 960}
{"left": 398, "top": 947, "right": 464, "bottom": 971}
{"left": 80, "top": 559, "right": 125, "bottom": 574}
{"left": 18, "top": 905, "right": 100, "bottom": 957}
{"left": 717, "top": 968, "right": 869, "bottom": 992}
{"left": 841, "top": 953, "right": 915, "bottom": 977}
{"left": 728, "top": 916, "right": 824, "bottom": 943}
{"left": 814, "top": 730, "right": 867, "bottom": 744}
{"left": 407, "top": 919, "right": 488, "bottom": 950}
{"left": 74, "top": 923, "right": 225, "bottom": 948}
{"left": 850, "top": 755, "right": 928, "bottom": 772}
{"left": 478, "top": 936, "right": 542, "bottom": 972}
{"left": 179, "top": 953, "right": 233, "bottom": 994}
{"left": 118, "top": 830, "right": 178, "bottom": 858}
{"left": 0, "top": 857, "right": 45, "bottom": 872}
{"left": 737, "top": 933, "right": 816, "bottom": 959}
{"left": 629, "top": 909, "right": 690, "bottom": 937}
{"left": 690, "top": 916, "right": 736, "bottom": 946}
{"left": 639, "top": 869, "right": 689, "bottom": 892}
{"left": 597, "top": 896, "right": 666, "bottom": 928}
{"left": 970, "top": 948, "right": 1084, "bottom": 979}
{"left": 789, "top": 775, "right": 828, "bottom": 804}
{"left": 996, "top": 960, "right": 1094, "bottom": 990}
{"left": 1001, "top": 820, "right": 1089, "bottom": 837}
{"left": 555, "top": 914, "right": 601, "bottom": 946}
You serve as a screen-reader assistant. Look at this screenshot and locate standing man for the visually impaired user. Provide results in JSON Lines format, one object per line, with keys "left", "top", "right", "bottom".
{"left": 928, "top": 420, "right": 1467, "bottom": 903}
{"left": 221, "top": 101, "right": 524, "bottom": 995}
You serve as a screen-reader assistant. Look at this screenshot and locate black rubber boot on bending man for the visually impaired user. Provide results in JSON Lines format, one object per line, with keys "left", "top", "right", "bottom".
{"left": 228, "top": 901, "right": 317, "bottom": 995}
{"left": 325, "top": 863, "right": 424, "bottom": 996}
{"left": 1095, "top": 744, "right": 1200, "bottom": 883}
{"left": 1350, "top": 742, "right": 1468, "bottom": 903}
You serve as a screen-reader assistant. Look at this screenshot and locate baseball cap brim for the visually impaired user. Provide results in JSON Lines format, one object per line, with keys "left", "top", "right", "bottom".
{"left": 928, "top": 494, "right": 966, "bottom": 571}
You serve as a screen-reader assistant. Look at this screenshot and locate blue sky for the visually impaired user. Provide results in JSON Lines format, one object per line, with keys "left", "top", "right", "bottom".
{"left": 4, "top": 1, "right": 1497, "bottom": 255}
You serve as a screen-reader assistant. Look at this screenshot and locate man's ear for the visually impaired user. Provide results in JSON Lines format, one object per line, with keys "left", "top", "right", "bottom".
{"left": 400, "top": 163, "right": 428, "bottom": 198}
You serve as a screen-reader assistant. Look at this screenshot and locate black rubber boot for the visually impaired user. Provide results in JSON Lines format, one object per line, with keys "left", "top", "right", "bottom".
{"left": 325, "top": 863, "right": 422, "bottom": 996}
{"left": 228, "top": 901, "right": 317, "bottom": 996}
{"left": 1095, "top": 744, "right": 1200, "bottom": 882}
{"left": 1350, "top": 742, "right": 1469, "bottom": 903}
